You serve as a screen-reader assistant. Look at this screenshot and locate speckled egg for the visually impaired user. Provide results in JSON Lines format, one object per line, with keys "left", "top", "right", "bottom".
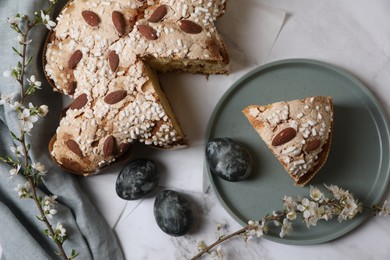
{"left": 115, "top": 159, "right": 159, "bottom": 200}
{"left": 153, "top": 190, "right": 193, "bottom": 236}
{"left": 205, "top": 137, "right": 252, "bottom": 182}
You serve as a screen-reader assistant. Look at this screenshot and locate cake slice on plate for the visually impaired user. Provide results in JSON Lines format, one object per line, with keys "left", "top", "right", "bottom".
{"left": 242, "top": 96, "right": 334, "bottom": 186}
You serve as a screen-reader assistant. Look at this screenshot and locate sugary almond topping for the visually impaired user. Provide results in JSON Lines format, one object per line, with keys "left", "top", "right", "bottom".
{"left": 137, "top": 25, "right": 158, "bottom": 40}
{"left": 82, "top": 10, "right": 100, "bottom": 27}
{"left": 272, "top": 127, "right": 297, "bottom": 146}
{"left": 103, "top": 136, "right": 116, "bottom": 157}
{"left": 148, "top": 5, "right": 168, "bottom": 23}
{"left": 68, "top": 50, "right": 82, "bottom": 69}
{"left": 70, "top": 93, "right": 88, "bottom": 110}
{"left": 104, "top": 90, "right": 127, "bottom": 104}
{"left": 108, "top": 50, "right": 120, "bottom": 72}
{"left": 66, "top": 139, "right": 83, "bottom": 157}
{"left": 112, "top": 11, "right": 125, "bottom": 36}
{"left": 178, "top": 20, "right": 203, "bottom": 34}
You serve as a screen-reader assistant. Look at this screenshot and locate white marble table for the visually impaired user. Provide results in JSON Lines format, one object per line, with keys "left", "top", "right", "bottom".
{"left": 101, "top": 0, "right": 390, "bottom": 259}
{"left": 1, "top": 0, "right": 390, "bottom": 259}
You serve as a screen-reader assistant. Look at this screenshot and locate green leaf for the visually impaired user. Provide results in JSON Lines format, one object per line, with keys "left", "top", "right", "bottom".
{"left": 36, "top": 215, "right": 44, "bottom": 221}
{"left": 10, "top": 131, "right": 21, "bottom": 141}
{"left": 11, "top": 69, "right": 19, "bottom": 79}
{"left": 43, "top": 229, "right": 49, "bottom": 237}
{"left": 70, "top": 249, "right": 79, "bottom": 259}
{"left": 12, "top": 47, "right": 22, "bottom": 57}
{"left": 25, "top": 56, "right": 33, "bottom": 66}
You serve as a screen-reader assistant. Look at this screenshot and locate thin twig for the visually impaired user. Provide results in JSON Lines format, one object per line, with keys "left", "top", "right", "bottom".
{"left": 191, "top": 226, "right": 247, "bottom": 260}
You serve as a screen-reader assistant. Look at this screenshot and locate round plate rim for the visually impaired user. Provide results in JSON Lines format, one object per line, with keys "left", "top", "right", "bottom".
{"left": 204, "top": 58, "right": 390, "bottom": 245}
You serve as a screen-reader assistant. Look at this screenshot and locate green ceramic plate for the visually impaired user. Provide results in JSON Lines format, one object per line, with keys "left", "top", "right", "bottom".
{"left": 204, "top": 59, "right": 390, "bottom": 245}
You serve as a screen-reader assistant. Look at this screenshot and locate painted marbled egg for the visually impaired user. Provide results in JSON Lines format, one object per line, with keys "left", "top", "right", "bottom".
{"left": 116, "top": 159, "right": 159, "bottom": 200}
{"left": 153, "top": 190, "right": 193, "bottom": 236}
{"left": 206, "top": 137, "right": 252, "bottom": 182}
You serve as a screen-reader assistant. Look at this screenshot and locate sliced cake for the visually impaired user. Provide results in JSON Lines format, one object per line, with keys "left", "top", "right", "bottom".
{"left": 44, "top": 0, "right": 230, "bottom": 175}
{"left": 242, "top": 96, "right": 334, "bottom": 186}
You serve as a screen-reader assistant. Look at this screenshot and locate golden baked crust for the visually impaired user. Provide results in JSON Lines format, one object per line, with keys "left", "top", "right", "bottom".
{"left": 44, "top": 0, "right": 230, "bottom": 175}
{"left": 243, "top": 96, "right": 334, "bottom": 186}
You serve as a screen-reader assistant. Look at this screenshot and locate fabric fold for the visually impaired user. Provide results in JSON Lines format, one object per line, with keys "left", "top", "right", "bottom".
{"left": 0, "top": 1, "right": 124, "bottom": 259}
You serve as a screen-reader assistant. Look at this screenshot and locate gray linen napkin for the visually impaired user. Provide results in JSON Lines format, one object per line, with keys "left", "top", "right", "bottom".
{"left": 0, "top": 1, "right": 124, "bottom": 259}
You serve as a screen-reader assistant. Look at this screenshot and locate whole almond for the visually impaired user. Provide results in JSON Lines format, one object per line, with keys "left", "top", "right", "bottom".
{"left": 104, "top": 90, "right": 127, "bottom": 104}
{"left": 178, "top": 20, "right": 203, "bottom": 34}
{"left": 68, "top": 50, "right": 83, "bottom": 69}
{"left": 148, "top": 5, "right": 167, "bottom": 23}
{"left": 103, "top": 136, "right": 116, "bottom": 157}
{"left": 112, "top": 11, "right": 125, "bottom": 36}
{"left": 304, "top": 138, "right": 321, "bottom": 152}
{"left": 66, "top": 139, "right": 83, "bottom": 157}
{"left": 108, "top": 50, "right": 120, "bottom": 72}
{"left": 272, "top": 127, "right": 297, "bottom": 146}
{"left": 70, "top": 93, "right": 88, "bottom": 110}
{"left": 68, "top": 81, "right": 77, "bottom": 95}
{"left": 137, "top": 25, "right": 158, "bottom": 40}
{"left": 82, "top": 10, "right": 100, "bottom": 27}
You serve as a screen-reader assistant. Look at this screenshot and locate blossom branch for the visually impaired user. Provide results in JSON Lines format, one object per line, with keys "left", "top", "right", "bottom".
{"left": 192, "top": 185, "right": 390, "bottom": 259}
{"left": 1, "top": 1, "right": 79, "bottom": 259}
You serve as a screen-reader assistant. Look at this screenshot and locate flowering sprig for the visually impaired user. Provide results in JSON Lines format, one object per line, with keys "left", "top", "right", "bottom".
{"left": 192, "top": 185, "right": 389, "bottom": 259}
{"left": 0, "top": 1, "right": 78, "bottom": 259}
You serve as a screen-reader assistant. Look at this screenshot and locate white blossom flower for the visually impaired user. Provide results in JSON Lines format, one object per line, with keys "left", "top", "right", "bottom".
{"left": 41, "top": 11, "right": 56, "bottom": 30}
{"left": 38, "top": 105, "right": 49, "bottom": 117}
{"left": 42, "top": 195, "right": 58, "bottom": 219}
{"left": 338, "top": 198, "right": 360, "bottom": 222}
{"left": 55, "top": 223, "right": 67, "bottom": 238}
{"left": 286, "top": 211, "right": 297, "bottom": 221}
{"left": 10, "top": 145, "right": 23, "bottom": 157}
{"left": 379, "top": 200, "right": 390, "bottom": 216}
{"left": 310, "top": 186, "right": 323, "bottom": 201}
{"left": 18, "top": 108, "right": 38, "bottom": 133}
{"left": 32, "top": 162, "right": 47, "bottom": 175}
{"left": 297, "top": 198, "right": 319, "bottom": 228}
{"left": 43, "top": 195, "right": 57, "bottom": 206}
{"left": 297, "top": 198, "right": 317, "bottom": 219}
{"left": 325, "top": 184, "right": 343, "bottom": 200}
{"left": 10, "top": 101, "right": 23, "bottom": 110}
{"left": 16, "top": 34, "right": 32, "bottom": 45}
{"left": 15, "top": 181, "right": 31, "bottom": 198}
{"left": 246, "top": 220, "right": 266, "bottom": 239}
{"left": 9, "top": 165, "right": 21, "bottom": 177}
{"left": 45, "top": 208, "right": 58, "bottom": 219}
{"left": 272, "top": 211, "right": 281, "bottom": 226}
{"left": 197, "top": 240, "right": 207, "bottom": 251}
{"left": 27, "top": 75, "right": 42, "bottom": 88}
{"left": 0, "top": 93, "right": 15, "bottom": 105}
{"left": 7, "top": 16, "right": 21, "bottom": 25}
{"left": 283, "top": 195, "right": 297, "bottom": 211}
{"left": 279, "top": 218, "right": 293, "bottom": 238}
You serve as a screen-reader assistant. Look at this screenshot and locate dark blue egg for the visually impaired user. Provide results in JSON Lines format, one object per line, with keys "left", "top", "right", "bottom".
{"left": 206, "top": 137, "right": 252, "bottom": 182}
{"left": 153, "top": 190, "right": 193, "bottom": 236}
{"left": 116, "top": 159, "right": 159, "bottom": 200}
